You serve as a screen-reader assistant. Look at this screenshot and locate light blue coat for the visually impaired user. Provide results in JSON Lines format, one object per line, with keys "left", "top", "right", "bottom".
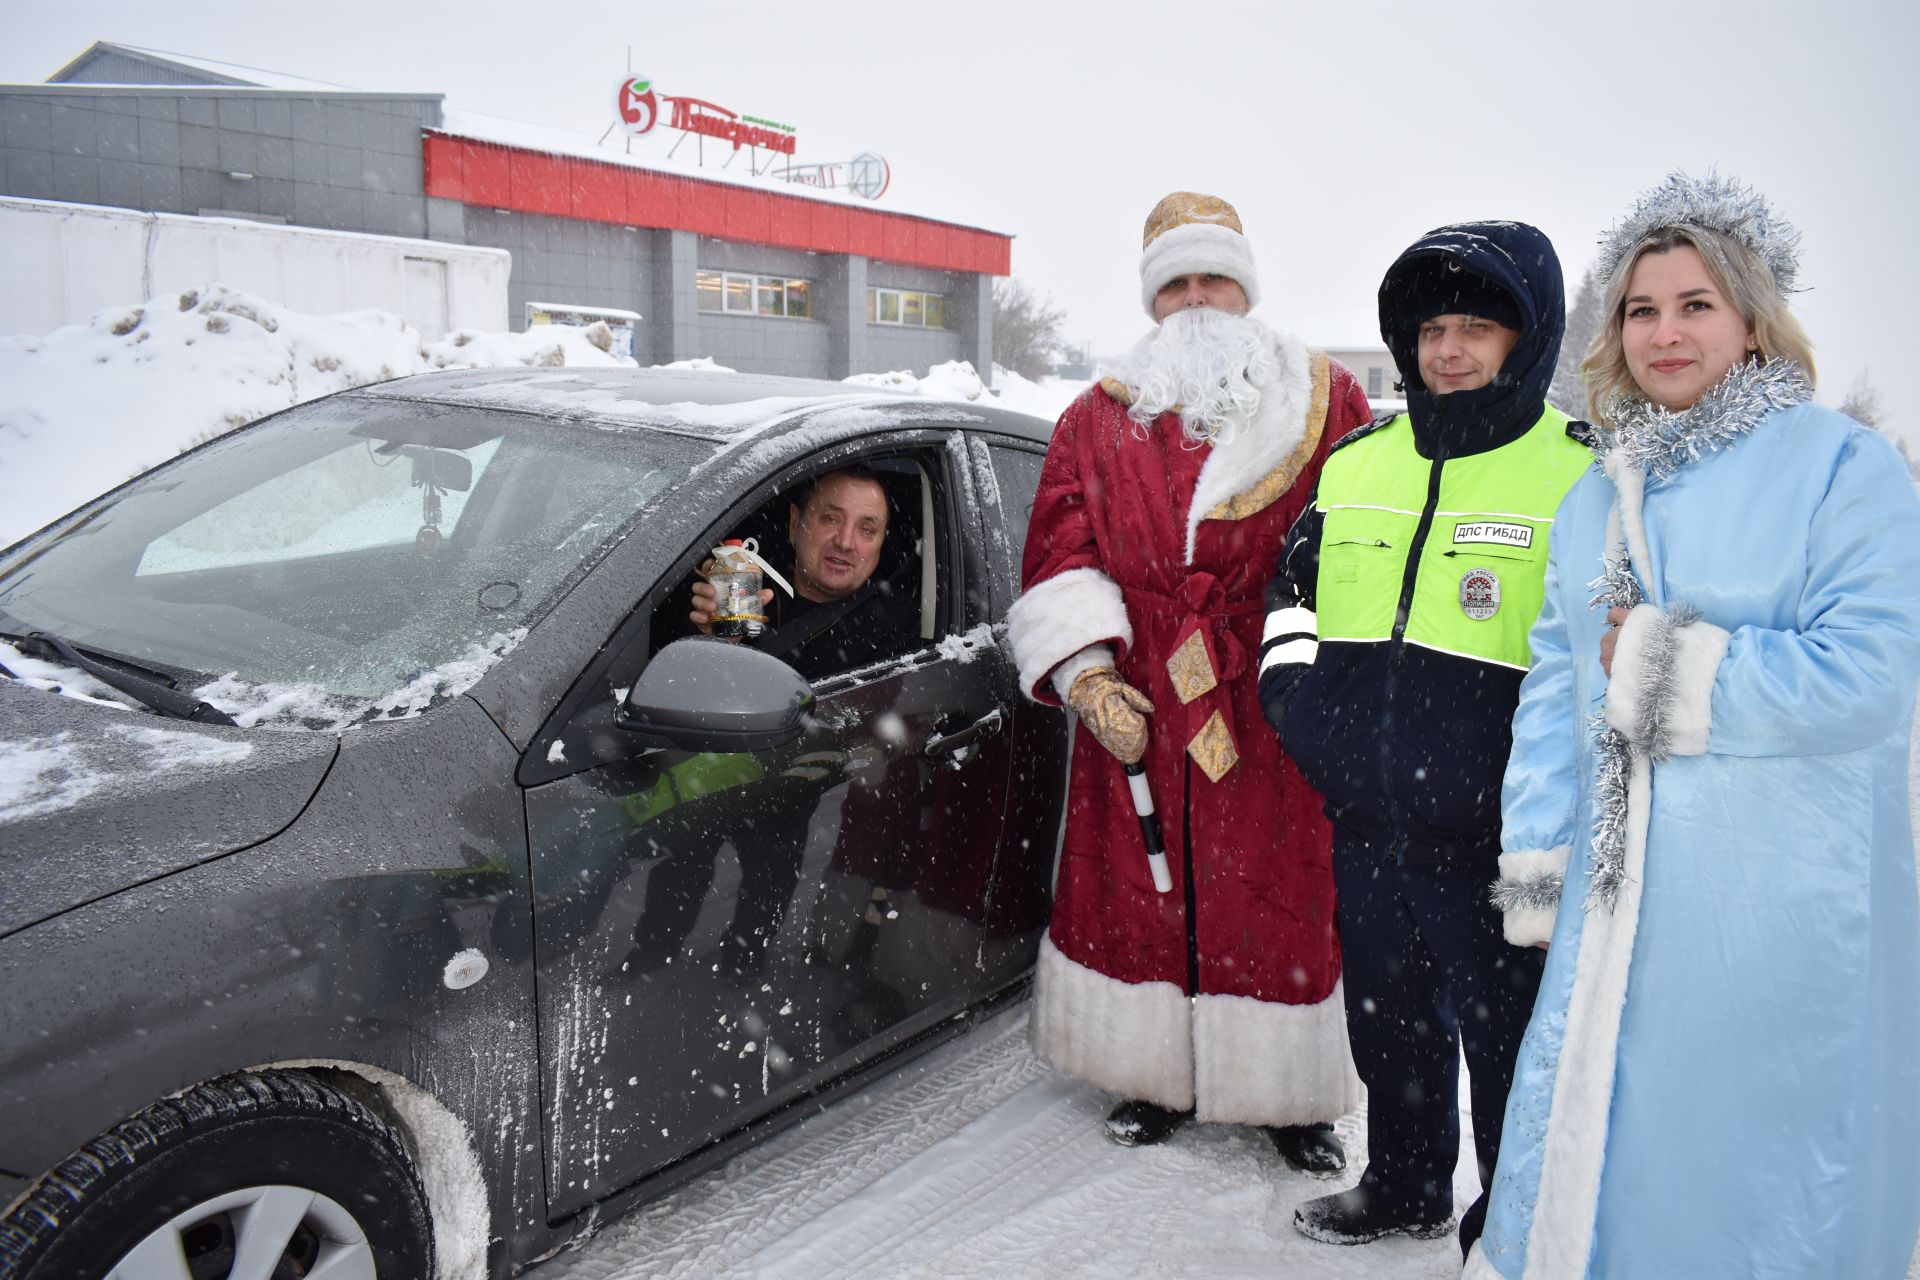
{"left": 1473, "top": 402, "right": 1920, "bottom": 1278}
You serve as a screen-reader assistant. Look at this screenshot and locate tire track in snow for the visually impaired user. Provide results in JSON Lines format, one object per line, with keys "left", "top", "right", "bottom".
{"left": 537, "top": 1007, "right": 1046, "bottom": 1279}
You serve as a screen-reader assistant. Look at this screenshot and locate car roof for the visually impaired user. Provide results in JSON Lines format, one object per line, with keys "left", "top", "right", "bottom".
{"left": 343, "top": 366, "right": 1053, "bottom": 446}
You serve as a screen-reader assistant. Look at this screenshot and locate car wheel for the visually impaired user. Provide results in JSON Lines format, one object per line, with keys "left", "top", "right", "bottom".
{"left": 0, "top": 1069, "right": 434, "bottom": 1280}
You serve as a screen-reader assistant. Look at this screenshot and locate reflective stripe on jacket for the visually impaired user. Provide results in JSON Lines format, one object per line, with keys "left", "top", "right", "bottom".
{"left": 1314, "top": 406, "right": 1590, "bottom": 672}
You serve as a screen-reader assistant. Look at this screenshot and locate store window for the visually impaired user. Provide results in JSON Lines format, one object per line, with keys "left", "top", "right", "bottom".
{"left": 867, "top": 287, "right": 944, "bottom": 329}
{"left": 696, "top": 270, "right": 812, "bottom": 320}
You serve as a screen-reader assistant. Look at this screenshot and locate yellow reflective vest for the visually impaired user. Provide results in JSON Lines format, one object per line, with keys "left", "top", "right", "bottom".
{"left": 1314, "top": 406, "right": 1592, "bottom": 671}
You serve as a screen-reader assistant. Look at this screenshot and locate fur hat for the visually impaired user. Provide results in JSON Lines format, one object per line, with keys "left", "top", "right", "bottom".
{"left": 1138, "top": 192, "right": 1260, "bottom": 319}
{"left": 1595, "top": 171, "right": 1801, "bottom": 298}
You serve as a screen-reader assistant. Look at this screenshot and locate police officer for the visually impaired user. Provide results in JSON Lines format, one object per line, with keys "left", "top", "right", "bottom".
{"left": 1257, "top": 222, "right": 1590, "bottom": 1255}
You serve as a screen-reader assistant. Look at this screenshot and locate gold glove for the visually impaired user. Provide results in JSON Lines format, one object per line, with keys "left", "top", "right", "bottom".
{"left": 1067, "top": 667, "right": 1155, "bottom": 765}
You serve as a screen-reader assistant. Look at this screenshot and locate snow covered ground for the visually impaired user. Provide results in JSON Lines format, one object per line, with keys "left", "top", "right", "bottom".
{"left": 539, "top": 1003, "right": 1476, "bottom": 1280}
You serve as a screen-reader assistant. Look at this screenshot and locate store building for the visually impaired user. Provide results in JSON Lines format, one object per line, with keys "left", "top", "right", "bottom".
{"left": 0, "top": 43, "right": 1011, "bottom": 382}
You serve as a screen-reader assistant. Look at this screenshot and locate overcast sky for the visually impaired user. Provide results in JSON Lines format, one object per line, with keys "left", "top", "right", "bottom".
{"left": 4, "top": 0, "right": 1915, "bottom": 442}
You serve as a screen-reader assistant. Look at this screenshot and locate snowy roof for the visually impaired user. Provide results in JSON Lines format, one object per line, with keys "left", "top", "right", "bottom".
{"left": 45, "top": 40, "right": 414, "bottom": 95}
{"left": 351, "top": 366, "right": 1046, "bottom": 443}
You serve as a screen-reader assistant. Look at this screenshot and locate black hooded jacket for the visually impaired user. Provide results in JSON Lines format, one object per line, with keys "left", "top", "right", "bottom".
{"left": 1258, "top": 221, "right": 1585, "bottom": 864}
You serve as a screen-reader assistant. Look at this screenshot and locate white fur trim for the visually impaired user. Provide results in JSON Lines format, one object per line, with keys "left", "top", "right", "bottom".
{"left": 1049, "top": 644, "right": 1116, "bottom": 704}
{"left": 1665, "top": 620, "right": 1729, "bottom": 755}
{"left": 1007, "top": 567, "right": 1132, "bottom": 702}
{"left": 1495, "top": 846, "right": 1569, "bottom": 948}
{"left": 1605, "top": 605, "right": 1728, "bottom": 757}
{"left": 1463, "top": 1241, "right": 1501, "bottom": 1279}
{"left": 1191, "top": 984, "right": 1361, "bottom": 1126}
{"left": 1139, "top": 221, "right": 1261, "bottom": 317}
{"left": 1603, "top": 602, "right": 1663, "bottom": 743}
{"left": 1524, "top": 754, "right": 1652, "bottom": 1278}
{"left": 1182, "top": 326, "right": 1315, "bottom": 565}
{"left": 1030, "top": 934, "right": 1194, "bottom": 1111}
{"left": 1602, "top": 454, "right": 1654, "bottom": 602}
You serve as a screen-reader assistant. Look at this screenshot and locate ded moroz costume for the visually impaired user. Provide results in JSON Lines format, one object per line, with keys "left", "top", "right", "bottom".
{"left": 1007, "top": 193, "right": 1368, "bottom": 1143}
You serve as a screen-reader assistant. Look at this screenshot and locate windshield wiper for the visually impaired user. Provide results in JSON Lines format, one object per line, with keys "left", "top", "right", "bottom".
{"left": 1, "top": 629, "right": 238, "bottom": 726}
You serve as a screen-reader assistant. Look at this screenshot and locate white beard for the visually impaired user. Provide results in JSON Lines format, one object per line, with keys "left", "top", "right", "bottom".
{"left": 1116, "top": 308, "right": 1277, "bottom": 446}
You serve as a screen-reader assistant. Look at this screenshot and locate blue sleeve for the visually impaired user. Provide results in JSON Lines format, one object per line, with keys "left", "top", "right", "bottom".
{"left": 1707, "top": 430, "right": 1920, "bottom": 757}
{"left": 1501, "top": 515, "right": 1584, "bottom": 856}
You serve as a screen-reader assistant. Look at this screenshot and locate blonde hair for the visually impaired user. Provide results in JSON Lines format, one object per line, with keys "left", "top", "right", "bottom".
{"left": 1581, "top": 224, "right": 1816, "bottom": 426}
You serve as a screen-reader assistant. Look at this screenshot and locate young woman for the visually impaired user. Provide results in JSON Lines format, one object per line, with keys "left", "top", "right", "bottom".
{"left": 1467, "top": 173, "right": 1920, "bottom": 1278}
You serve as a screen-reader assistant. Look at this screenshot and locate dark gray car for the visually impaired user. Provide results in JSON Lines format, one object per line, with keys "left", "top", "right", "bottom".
{"left": 0, "top": 368, "right": 1067, "bottom": 1279}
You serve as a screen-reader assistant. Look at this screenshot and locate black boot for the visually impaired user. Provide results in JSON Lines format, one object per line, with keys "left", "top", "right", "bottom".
{"left": 1264, "top": 1121, "right": 1346, "bottom": 1177}
{"left": 1293, "top": 1182, "right": 1454, "bottom": 1245}
{"left": 1103, "top": 1099, "right": 1193, "bottom": 1147}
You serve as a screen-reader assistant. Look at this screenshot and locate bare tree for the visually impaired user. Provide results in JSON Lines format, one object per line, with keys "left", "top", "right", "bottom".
{"left": 1548, "top": 265, "right": 1606, "bottom": 419}
{"left": 1838, "top": 371, "right": 1881, "bottom": 428}
{"left": 1838, "top": 372, "right": 1919, "bottom": 480}
{"left": 992, "top": 279, "right": 1068, "bottom": 381}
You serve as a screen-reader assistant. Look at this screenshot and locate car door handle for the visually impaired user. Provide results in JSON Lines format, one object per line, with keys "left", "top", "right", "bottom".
{"left": 923, "top": 706, "right": 1005, "bottom": 760}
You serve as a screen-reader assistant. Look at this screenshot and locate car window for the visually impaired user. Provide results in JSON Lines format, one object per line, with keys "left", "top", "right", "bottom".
{"left": 983, "top": 443, "right": 1044, "bottom": 604}
{"left": 138, "top": 438, "right": 503, "bottom": 574}
{"left": 647, "top": 456, "right": 934, "bottom": 686}
{"left": 0, "top": 401, "right": 699, "bottom": 714}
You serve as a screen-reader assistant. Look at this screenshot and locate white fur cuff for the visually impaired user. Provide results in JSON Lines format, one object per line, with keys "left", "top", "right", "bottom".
{"left": 1605, "top": 603, "right": 1728, "bottom": 758}
{"left": 1008, "top": 567, "right": 1133, "bottom": 703}
{"left": 1191, "top": 985, "right": 1360, "bottom": 1126}
{"left": 1492, "top": 846, "right": 1569, "bottom": 948}
{"left": 1030, "top": 935, "right": 1194, "bottom": 1111}
{"left": 1139, "top": 222, "right": 1261, "bottom": 317}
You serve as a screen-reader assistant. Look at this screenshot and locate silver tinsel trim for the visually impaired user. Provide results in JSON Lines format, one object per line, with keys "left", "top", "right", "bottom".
{"left": 1588, "top": 717, "right": 1633, "bottom": 911}
{"left": 1588, "top": 550, "right": 1644, "bottom": 613}
{"left": 1593, "top": 171, "right": 1802, "bottom": 299}
{"left": 1490, "top": 868, "right": 1564, "bottom": 917}
{"left": 1595, "top": 358, "right": 1811, "bottom": 483}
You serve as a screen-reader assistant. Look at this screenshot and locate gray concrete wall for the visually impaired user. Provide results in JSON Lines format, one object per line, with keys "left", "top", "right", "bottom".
{"left": 865, "top": 265, "right": 980, "bottom": 379}
{"left": 0, "top": 86, "right": 440, "bottom": 238}
{"left": 462, "top": 209, "right": 656, "bottom": 335}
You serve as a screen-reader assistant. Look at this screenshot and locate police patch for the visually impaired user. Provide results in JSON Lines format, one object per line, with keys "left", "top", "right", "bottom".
{"left": 1453, "top": 521, "right": 1534, "bottom": 549}
{"left": 1460, "top": 568, "right": 1501, "bottom": 620}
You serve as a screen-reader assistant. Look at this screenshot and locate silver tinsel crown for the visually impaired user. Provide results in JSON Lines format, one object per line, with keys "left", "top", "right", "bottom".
{"left": 1594, "top": 171, "right": 1802, "bottom": 299}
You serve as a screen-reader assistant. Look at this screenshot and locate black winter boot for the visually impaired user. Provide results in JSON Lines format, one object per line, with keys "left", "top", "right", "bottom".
{"left": 1293, "top": 1183, "right": 1454, "bottom": 1245}
{"left": 1103, "top": 1100, "right": 1193, "bottom": 1147}
{"left": 1264, "top": 1121, "right": 1346, "bottom": 1177}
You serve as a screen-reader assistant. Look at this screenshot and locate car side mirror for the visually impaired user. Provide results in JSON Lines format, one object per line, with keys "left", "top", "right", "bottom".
{"left": 616, "top": 637, "right": 813, "bottom": 752}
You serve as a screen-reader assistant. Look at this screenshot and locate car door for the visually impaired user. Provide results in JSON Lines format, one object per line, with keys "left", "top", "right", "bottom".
{"left": 521, "top": 431, "right": 1017, "bottom": 1216}
{"left": 963, "top": 432, "right": 1069, "bottom": 985}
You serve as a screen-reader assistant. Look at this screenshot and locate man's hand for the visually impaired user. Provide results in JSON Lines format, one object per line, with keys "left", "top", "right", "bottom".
{"left": 1067, "top": 667, "right": 1155, "bottom": 765}
{"left": 689, "top": 559, "right": 773, "bottom": 637}
{"left": 1600, "top": 606, "right": 1629, "bottom": 677}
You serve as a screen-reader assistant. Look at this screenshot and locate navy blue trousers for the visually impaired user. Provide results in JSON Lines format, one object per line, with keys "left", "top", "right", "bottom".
{"left": 1332, "top": 831, "right": 1544, "bottom": 1234}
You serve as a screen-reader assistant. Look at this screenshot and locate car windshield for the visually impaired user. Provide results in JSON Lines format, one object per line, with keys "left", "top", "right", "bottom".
{"left": 0, "top": 397, "right": 696, "bottom": 725}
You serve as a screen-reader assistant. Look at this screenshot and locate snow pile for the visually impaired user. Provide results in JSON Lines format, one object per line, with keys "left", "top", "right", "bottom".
{"left": 0, "top": 285, "right": 635, "bottom": 548}
{"left": 0, "top": 639, "right": 140, "bottom": 713}
{"left": 0, "top": 732, "right": 103, "bottom": 823}
{"left": 189, "top": 628, "right": 528, "bottom": 732}
{"left": 840, "top": 360, "right": 1076, "bottom": 423}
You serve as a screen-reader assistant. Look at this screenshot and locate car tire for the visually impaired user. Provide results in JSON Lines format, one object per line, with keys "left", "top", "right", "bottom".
{"left": 0, "top": 1068, "right": 435, "bottom": 1280}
